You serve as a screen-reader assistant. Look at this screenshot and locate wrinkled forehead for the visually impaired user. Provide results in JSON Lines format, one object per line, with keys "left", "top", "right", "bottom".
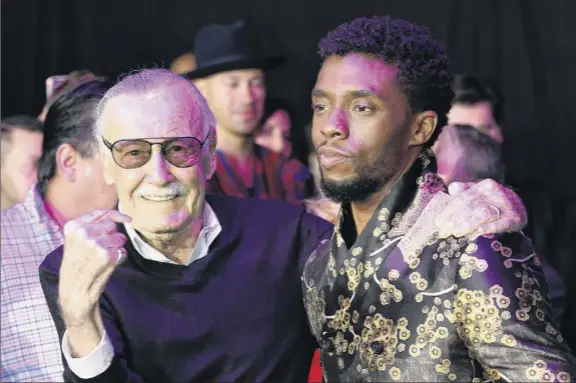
{"left": 99, "top": 88, "right": 206, "bottom": 141}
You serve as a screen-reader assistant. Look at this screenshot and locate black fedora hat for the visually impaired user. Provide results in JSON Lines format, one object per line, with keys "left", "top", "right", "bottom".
{"left": 185, "top": 21, "right": 282, "bottom": 79}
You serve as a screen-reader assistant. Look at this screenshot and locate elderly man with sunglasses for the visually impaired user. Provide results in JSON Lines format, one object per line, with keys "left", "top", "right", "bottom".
{"left": 39, "top": 69, "right": 529, "bottom": 383}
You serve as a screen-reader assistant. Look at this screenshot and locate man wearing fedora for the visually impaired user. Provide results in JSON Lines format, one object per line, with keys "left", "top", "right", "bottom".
{"left": 186, "top": 21, "right": 314, "bottom": 204}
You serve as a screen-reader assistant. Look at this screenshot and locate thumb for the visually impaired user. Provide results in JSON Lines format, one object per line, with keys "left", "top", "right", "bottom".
{"left": 447, "top": 182, "right": 475, "bottom": 196}
{"left": 97, "top": 210, "right": 133, "bottom": 224}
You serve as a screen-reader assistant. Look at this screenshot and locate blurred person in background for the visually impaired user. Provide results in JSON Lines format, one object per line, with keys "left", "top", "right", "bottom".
{"left": 437, "top": 74, "right": 566, "bottom": 327}
{"left": 254, "top": 98, "right": 294, "bottom": 159}
{"left": 0, "top": 115, "right": 43, "bottom": 210}
{"left": 447, "top": 74, "right": 504, "bottom": 144}
{"left": 170, "top": 52, "right": 197, "bottom": 75}
{"left": 434, "top": 123, "right": 566, "bottom": 325}
{"left": 302, "top": 121, "right": 340, "bottom": 224}
{"left": 435, "top": 123, "right": 503, "bottom": 185}
{"left": 1, "top": 77, "right": 118, "bottom": 382}
{"left": 38, "top": 70, "right": 99, "bottom": 123}
{"left": 188, "top": 21, "right": 314, "bottom": 203}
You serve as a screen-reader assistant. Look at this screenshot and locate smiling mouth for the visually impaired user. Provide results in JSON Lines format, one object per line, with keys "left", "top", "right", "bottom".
{"left": 142, "top": 195, "right": 179, "bottom": 202}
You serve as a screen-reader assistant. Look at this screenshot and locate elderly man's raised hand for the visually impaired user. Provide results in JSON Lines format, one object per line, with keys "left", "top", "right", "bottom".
{"left": 58, "top": 209, "right": 132, "bottom": 357}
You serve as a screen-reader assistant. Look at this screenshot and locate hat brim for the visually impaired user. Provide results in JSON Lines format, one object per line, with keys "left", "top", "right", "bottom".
{"left": 184, "top": 57, "right": 283, "bottom": 79}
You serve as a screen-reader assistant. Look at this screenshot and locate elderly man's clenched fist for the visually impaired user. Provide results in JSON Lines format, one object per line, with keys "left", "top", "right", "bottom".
{"left": 58, "top": 209, "right": 132, "bottom": 357}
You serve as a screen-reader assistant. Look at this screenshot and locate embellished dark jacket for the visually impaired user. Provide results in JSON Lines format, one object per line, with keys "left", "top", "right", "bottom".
{"left": 302, "top": 150, "right": 576, "bottom": 382}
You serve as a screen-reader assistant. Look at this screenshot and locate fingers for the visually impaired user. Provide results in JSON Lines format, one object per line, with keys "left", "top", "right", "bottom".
{"left": 435, "top": 188, "right": 476, "bottom": 228}
{"left": 435, "top": 199, "right": 471, "bottom": 238}
{"left": 95, "top": 232, "right": 127, "bottom": 252}
{"left": 88, "top": 247, "right": 127, "bottom": 293}
{"left": 85, "top": 219, "right": 119, "bottom": 237}
{"left": 94, "top": 210, "right": 132, "bottom": 224}
{"left": 316, "top": 209, "right": 338, "bottom": 223}
{"left": 64, "top": 210, "right": 132, "bottom": 236}
{"left": 436, "top": 178, "right": 527, "bottom": 238}
{"left": 448, "top": 204, "right": 498, "bottom": 237}
{"left": 475, "top": 178, "right": 500, "bottom": 193}
{"left": 61, "top": 228, "right": 127, "bottom": 286}
{"left": 447, "top": 181, "right": 475, "bottom": 196}
{"left": 476, "top": 217, "right": 519, "bottom": 236}
{"left": 59, "top": 210, "right": 131, "bottom": 328}
{"left": 438, "top": 195, "right": 502, "bottom": 237}
{"left": 60, "top": 242, "right": 127, "bottom": 313}
{"left": 63, "top": 210, "right": 114, "bottom": 234}
{"left": 306, "top": 199, "right": 340, "bottom": 223}
{"left": 436, "top": 179, "right": 502, "bottom": 236}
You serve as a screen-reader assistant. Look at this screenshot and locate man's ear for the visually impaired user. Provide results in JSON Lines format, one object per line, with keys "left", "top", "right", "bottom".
{"left": 408, "top": 111, "right": 438, "bottom": 147}
{"left": 203, "top": 130, "right": 217, "bottom": 180}
{"left": 206, "top": 154, "right": 216, "bottom": 180}
{"left": 55, "top": 143, "right": 79, "bottom": 182}
{"left": 98, "top": 146, "right": 115, "bottom": 186}
{"left": 102, "top": 160, "right": 115, "bottom": 185}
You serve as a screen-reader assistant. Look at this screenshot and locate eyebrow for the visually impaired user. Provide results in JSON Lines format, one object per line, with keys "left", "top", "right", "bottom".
{"left": 311, "top": 89, "right": 380, "bottom": 99}
{"left": 224, "top": 73, "right": 264, "bottom": 82}
{"left": 311, "top": 89, "right": 326, "bottom": 98}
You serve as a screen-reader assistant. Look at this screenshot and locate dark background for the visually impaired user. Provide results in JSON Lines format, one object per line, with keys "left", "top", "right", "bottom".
{"left": 2, "top": 0, "right": 576, "bottom": 348}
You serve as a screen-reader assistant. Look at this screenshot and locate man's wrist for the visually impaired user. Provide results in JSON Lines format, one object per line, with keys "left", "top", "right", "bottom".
{"left": 66, "top": 317, "right": 104, "bottom": 358}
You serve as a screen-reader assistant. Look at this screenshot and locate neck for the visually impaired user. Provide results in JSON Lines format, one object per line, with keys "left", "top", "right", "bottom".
{"left": 139, "top": 212, "right": 204, "bottom": 265}
{"left": 216, "top": 125, "right": 254, "bottom": 160}
{"left": 438, "top": 163, "right": 469, "bottom": 186}
{"left": 43, "top": 181, "right": 79, "bottom": 228}
{"left": 438, "top": 172, "right": 454, "bottom": 187}
{"left": 350, "top": 149, "right": 421, "bottom": 235}
{"left": 0, "top": 191, "right": 15, "bottom": 210}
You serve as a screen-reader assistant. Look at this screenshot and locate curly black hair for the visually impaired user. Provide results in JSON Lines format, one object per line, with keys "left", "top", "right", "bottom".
{"left": 318, "top": 15, "right": 454, "bottom": 148}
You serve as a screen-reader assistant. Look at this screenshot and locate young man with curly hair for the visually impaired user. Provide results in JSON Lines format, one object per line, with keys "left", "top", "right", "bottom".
{"left": 302, "top": 16, "right": 576, "bottom": 381}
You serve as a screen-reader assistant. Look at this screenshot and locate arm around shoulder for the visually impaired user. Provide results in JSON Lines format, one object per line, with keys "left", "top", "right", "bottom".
{"left": 452, "top": 232, "right": 576, "bottom": 381}
{"left": 298, "top": 211, "right": 334, "bottom": 274}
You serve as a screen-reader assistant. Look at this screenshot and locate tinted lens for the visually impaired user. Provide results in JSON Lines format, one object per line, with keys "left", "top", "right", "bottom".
{"left": 112, "top": 140, "right": 152, "bottom": 169}
{"left": 162, "top": 137, "right": 202, "bottom": 167}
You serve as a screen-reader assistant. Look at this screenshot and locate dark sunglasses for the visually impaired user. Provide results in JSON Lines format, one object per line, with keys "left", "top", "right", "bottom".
{"left": 102, "top": 132, "right": 210, "bottom": 169}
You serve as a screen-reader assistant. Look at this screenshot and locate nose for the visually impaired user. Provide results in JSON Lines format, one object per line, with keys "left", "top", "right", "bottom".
{"left": 239, "top": 83, "right": 257, "bottom": 105}
{"left": 320, "top": 108, "right": 349, "bottom": 140}
{"left": 145, "top": 147, "right": 175, "bottom": 185}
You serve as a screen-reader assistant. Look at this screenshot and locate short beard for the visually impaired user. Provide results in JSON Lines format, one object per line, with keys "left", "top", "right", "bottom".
{"left": 319, "top": 130, "right": 407, "bottom": 203}
{"left": 320, "top": 165, "right": 395, "bottom": 203}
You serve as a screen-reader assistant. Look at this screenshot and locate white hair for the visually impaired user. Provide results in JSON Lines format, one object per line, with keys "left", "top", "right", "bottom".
{"left": 93, "top": 68, "right": 216, "bottom": 143}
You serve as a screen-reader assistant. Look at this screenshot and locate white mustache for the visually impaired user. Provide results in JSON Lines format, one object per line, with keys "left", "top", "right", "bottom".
{"left": 135, "top": 183, "right": 187, "bottom": 198}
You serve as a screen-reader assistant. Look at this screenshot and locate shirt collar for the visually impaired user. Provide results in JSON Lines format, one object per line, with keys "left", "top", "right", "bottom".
{"left": 24, "top": 185, "right": 59, "bottom": 228}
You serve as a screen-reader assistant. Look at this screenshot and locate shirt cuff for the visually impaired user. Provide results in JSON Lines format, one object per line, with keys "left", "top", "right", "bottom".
{"left": 61, "top": 329, "right": 115, "bottom": 379}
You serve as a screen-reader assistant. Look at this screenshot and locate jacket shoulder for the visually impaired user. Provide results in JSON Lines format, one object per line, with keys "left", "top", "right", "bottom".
{"left": 39, "top": 245, "right": 64, "bottom": 276}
